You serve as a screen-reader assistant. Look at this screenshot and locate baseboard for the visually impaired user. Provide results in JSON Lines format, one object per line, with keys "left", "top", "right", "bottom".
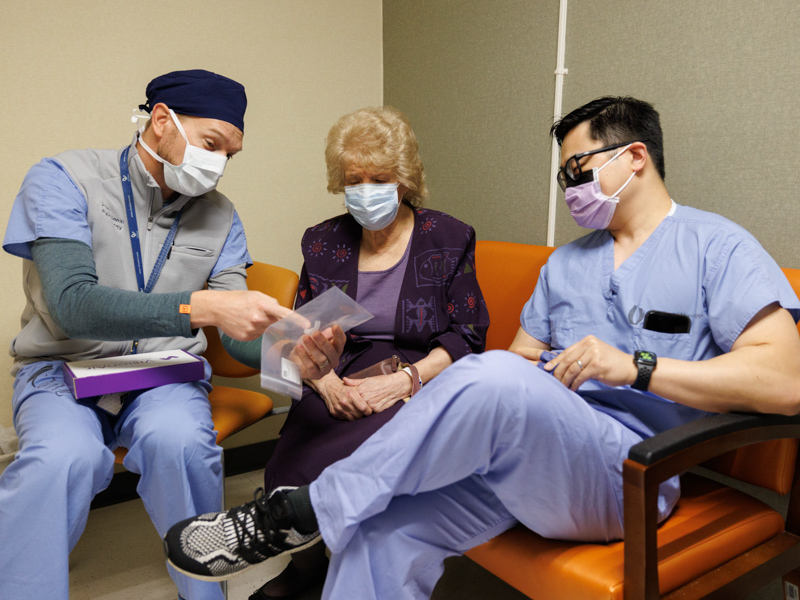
{"left": 90, "top": 439, "right": 279, "bottom": 510}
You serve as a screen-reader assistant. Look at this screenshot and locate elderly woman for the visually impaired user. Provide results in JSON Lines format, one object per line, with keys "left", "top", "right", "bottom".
{"left": 222, "top": 106, "right": 488, "bottom": 599}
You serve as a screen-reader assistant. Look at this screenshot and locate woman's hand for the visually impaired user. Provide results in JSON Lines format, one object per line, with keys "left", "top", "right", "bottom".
{"left": 342, "top": 372, "right": 413, "bottom": 413}
{"left": 315, "top": 372, "right": 373, "bottom": 421}
{"left": 291, "top": 325, "right": 346, "bottom": 380}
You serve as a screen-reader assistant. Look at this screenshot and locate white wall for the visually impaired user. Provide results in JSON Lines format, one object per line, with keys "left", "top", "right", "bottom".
{"left": 0, "top": 0, "right": 383, "bottom": 429}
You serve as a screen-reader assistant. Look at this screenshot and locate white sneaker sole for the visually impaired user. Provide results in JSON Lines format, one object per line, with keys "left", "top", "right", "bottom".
{"left": 166, "top": 534, "right": 321, "bottom": 583}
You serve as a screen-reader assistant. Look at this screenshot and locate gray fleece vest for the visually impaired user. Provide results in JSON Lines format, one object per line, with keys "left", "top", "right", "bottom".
{"left": 11, "top": 139, "right": 237, "bottom": 372}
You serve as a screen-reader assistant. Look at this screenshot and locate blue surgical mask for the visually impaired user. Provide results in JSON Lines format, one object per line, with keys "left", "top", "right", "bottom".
{"left": 344, "top": 183, "right": 400, "bottom": 231}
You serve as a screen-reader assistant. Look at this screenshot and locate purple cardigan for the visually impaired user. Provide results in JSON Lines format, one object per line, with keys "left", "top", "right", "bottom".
{"left": 295, "top": 205, "right": 489, "bottom": 372}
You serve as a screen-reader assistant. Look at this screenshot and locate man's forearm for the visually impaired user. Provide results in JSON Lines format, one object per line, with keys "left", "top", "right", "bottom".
{"left": 32, "top": 237, "right": 193, "bottom": 341}
{"left": 220, "top": 334, "right": 261, "bottom": 369}
{"left": 644, "top": 306, "right": 800, "bottom": 415}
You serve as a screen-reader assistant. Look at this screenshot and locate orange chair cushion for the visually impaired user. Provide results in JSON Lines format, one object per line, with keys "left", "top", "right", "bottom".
{"left": 475, "top": 241, "right": 555, "bottom": 352}
{"left": 466, "top": 473, "right": 785, "bottom": 600}
{"left": 207, "top": 386, "right": 274, "bottom": 440}
{"left": 113, "top": 385, "right": 273, "bottom": 465}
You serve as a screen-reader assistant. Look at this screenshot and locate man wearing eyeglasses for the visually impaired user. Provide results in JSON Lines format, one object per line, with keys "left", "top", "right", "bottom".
{"left": 164, "top": 96, "right": 800, "bottom": 600}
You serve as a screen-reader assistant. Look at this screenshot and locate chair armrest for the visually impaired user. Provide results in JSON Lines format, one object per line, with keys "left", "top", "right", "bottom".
{"left": 623, "top": 412, "right": 800, "bottom": 600}
{"left": 628, "top": 413, "right": 800, "bottom": 481}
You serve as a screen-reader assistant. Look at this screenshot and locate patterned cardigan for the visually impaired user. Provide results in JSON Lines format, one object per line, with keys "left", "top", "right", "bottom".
{"left": 295, "top": 205, "right": 489, "bottom": 373}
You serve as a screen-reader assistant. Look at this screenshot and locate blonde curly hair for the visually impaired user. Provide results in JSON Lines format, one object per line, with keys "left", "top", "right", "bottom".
{"left": 325, "top": 106, "right": 429, "bottom": 207}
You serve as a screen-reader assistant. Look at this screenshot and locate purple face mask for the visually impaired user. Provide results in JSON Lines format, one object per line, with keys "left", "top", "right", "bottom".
{"left": 564, "top": 145, "right": 635, "bottom": 229}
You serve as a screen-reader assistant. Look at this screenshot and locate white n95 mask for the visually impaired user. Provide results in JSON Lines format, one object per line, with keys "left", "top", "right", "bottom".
{"left": 138, "top": 109, "right": 227, "bottom": 197}
{"left": 344, "top": 183, "right": 400, "bottom": 231}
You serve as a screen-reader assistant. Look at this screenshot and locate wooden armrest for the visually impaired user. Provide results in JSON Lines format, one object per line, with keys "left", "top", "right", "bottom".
{"left": 627, "top": 413, "right": 800, "bottom": 482}
{"left": 623, "top": 413, "right": 800, "bottom": 600}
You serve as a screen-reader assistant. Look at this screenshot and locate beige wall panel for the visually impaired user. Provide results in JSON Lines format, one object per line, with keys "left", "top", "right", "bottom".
{"left": 0, "top": 0, "right": 383, "bottom": 429}
{"left": 557, "top": 0, "right": 800, "bottom": 268}
{"left": 383, "top": 0, "right": 559, "bottom": 245}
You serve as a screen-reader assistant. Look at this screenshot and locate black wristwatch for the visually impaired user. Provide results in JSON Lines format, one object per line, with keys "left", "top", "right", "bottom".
{"left": 632, "top": 350, "right": 657, "bottom": 391}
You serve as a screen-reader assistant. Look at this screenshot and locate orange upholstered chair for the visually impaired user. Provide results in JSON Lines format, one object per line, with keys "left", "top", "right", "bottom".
{"left": 475, "top": 240, "right": 555, "bottom": 352}
{"left": 469, "top": 241, "right": 800, "bottom": 600}
{"left": 113, "top": 261, "right": 299, "bottom": 466}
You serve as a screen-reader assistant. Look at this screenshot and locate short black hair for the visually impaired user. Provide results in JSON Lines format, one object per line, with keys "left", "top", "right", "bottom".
{"left": 551, "top": 96, "right": 665, "bottom": 180}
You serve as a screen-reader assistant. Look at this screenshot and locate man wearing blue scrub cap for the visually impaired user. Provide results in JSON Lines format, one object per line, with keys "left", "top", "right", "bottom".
{"left": 0, "top": 70, "right": 344, "bottom": 600}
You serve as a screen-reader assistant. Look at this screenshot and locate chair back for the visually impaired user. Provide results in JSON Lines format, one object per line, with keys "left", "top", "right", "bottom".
{"left": 701, "top": 266, "right": 800, "bottom": 494}
{"left": 202, "top": 261, "right": 300, "bottom": 378}
{"left": 475, "top": 240, "right": 555, "bottom": 352}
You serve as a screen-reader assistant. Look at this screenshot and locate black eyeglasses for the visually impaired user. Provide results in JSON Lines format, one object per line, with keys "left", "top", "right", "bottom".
{"left": 557, "top": 140, "right": 646, "bottom": 191}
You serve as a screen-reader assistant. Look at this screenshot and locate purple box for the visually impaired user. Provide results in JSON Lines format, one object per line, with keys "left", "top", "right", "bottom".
{"left": 63, "top": 350, "right": 205, "bottom": 399}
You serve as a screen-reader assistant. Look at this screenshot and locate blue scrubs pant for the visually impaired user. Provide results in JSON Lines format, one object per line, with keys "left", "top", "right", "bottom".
{"left": 311, "top": 351, "right": 680, "bottom": 600}
{"left": 0, "top": 361, "right": 224, "bottom": 600}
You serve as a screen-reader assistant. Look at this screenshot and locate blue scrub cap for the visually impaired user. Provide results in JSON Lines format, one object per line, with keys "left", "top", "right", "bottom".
{"left": 139, "top": 69, "right": 247, "bottom": 132}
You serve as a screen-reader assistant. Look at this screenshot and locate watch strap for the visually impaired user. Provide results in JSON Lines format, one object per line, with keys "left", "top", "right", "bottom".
{"left": 632, "top": 361, "right": 654, "bottom": 391}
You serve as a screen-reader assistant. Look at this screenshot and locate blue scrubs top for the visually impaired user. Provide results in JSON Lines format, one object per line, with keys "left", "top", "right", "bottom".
{"left": 521, "top": 202, "right": 800, "bottom": 437}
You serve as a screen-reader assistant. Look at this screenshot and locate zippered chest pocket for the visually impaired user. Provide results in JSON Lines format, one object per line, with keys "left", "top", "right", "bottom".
{"left": 169, "top": 245, "right": 215, "bottom": 257}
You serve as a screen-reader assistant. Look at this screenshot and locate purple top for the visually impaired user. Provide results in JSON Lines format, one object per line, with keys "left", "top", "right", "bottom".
{"left": 351, "top": 236, "right": 412, "bottom": 340}
{"left": 295, "top": 204, "right": 488, "bottom": 375}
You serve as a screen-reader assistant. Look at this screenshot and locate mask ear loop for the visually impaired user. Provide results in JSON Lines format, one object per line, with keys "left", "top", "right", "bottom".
{"left": 133, "top": 110, "right": 171, "bottom": 167}
{"left": 136, "top": 130, "right": 168, "bottom": 166}
{"left": 169, "top": 108, "right": 189, "bottom": 144}
{"left": 610, "top": 170, "right": 636, "bottom": 198}
{"left": 130, "top": 107, "right": 188, "bottom": 146}
{"left": 168, "top": 109, "right": 191, "bottom": 144}
{"left": 595, "top": 143, "right": 635, "bottom": 199}
{"left": 131, "top": 109, "right": 167, "bottom": 165}
{"left": 162, "top": 109, "right": 193, "bottom": 168}
{"left": 596, "top": 144, "right": 633, "bottom": 174}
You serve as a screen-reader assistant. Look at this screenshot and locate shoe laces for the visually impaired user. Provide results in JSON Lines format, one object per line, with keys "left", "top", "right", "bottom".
{"left": 230, "top": 488, "right": 285, "bottom": 564}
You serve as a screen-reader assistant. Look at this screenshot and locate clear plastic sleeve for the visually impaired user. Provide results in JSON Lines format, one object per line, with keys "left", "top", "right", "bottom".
{"left": 260, "top": 286, "right": 373, "bottom": 399}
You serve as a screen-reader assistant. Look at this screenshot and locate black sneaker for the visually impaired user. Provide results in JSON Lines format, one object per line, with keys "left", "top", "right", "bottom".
{"left": 164, "top": 486, "right": 320, "bottom": 581}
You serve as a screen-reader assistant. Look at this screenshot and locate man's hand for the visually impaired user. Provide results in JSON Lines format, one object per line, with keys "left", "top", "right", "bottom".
{"left": 514, "top": 336, "right": 637, "bottom": 391}
{"left": 316, "top": 372, "right": 373, "bottom": 420}
{"left": 512, "top": 346, "right": 548, "bottom": 363}
{"left": 191, "top": 289, "right": 345, "bottom": 380}
{"left": 543, "top": 335, "right": 637, "bottom": 391}
{"left": 342, "top": 372, "right": 413, "bottom": 412}
{"left": 189, "top": 290, "right": 292, "bottom": 341}
{"left": 291, "top": 325, "right": 346, "bottom": 380}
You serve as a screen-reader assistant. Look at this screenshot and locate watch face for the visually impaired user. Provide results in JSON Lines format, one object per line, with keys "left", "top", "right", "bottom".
{"left": 635, "top": 350, "right": 657, "bottom": 365}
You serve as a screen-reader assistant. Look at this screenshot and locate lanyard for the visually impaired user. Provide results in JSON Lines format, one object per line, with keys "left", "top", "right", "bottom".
{"left": 119, "top": 145, "right": 183, "bottom": 352}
